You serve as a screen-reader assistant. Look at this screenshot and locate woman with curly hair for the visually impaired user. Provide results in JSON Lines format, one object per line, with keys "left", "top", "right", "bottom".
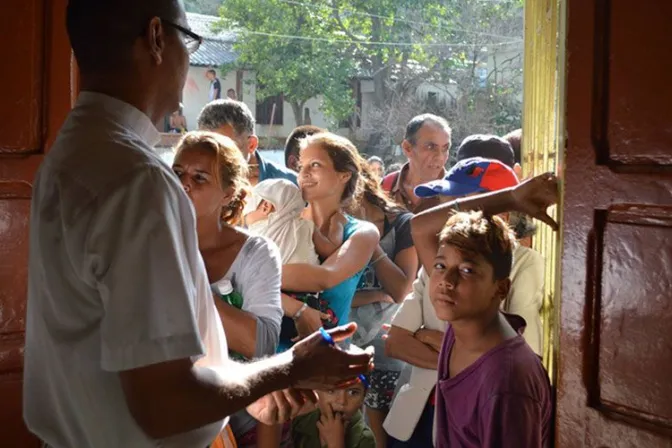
{"left": 172, "top": 131, "right": 284, "bottom": 445}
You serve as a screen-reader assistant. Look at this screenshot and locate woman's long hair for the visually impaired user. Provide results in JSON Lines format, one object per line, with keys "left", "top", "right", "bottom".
{"left": 357, "top": 158, "right": 406, "bottom": 216}
{"left": 174, "top": 131, "right": 250, "bottom": 226}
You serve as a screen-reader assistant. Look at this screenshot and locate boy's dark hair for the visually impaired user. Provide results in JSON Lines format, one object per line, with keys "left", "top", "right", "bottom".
{"left": 284, "top": 125, "right": 325, "bottom": 167}
{"left": 439, "top": 211, "right": 515, "bottom": 280}
{"left": 207, "top": 69, "right": 217, "bottom": 76}
{"left": 503, "top": 128, "right": 522, "bottom": 165}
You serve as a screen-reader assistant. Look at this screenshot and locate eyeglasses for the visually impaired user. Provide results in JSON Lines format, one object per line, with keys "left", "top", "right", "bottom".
{"left": 163, "top": 20, "right": 203, "bottom": 54}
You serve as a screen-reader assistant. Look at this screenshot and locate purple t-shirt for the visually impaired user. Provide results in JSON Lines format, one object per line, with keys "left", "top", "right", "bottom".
{"left": 435, "top": 316, "right": 551, "bottom": 448}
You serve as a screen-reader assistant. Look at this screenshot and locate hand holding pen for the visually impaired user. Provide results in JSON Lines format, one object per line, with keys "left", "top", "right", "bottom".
{"left": 288, "top": 323, "right": 374, "bottom": 391}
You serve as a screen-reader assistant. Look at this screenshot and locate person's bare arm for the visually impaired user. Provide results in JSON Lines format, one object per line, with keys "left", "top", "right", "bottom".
{"left": 283, "top": 224, "right": 379, "bottom": 292}
{"left": 373, "top": 246, "right": 418, "bottom": 303}
{"left": 280, "top": 292, "right": 329, "bottom": 340}
{"left": 385, "top": 326, "right": 439, "bottom": 370}
{"left": 119, "top": 325, "right": 372, "bottom": 440}
{"left": 352, "top": 290, "right": 394, "bottom": 308}
{"left": 214, "top": 299, "right": 257, "bottom": 359}
{"left": 412, "top": 174, "right": 559, "bottom": 275}
{"left": 313, "top": 226, "right": 341, "bottom": 259}
{"left": 414, "top": 328, "right": 445, "bottom": 353}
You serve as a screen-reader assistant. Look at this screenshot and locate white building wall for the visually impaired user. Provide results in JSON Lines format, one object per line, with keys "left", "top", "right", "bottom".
{"left": 181, "top": 67, "right": 239, "bottom": 131}
{"left": 181, "top": 67, "right": 344, "bottom": 142}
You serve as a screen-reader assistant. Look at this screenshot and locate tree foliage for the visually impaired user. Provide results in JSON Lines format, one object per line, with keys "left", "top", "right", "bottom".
{"left": 218, "top": 0, "right": 357, "bottom": 126}
{"left": 183, "top": 0, "right": 222, "bottom": 16}
{"left": 212, "top": 0, "right": 524, "bottom": 158}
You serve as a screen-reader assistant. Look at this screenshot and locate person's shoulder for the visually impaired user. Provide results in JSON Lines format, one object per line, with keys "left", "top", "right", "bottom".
{"left": 347, "top": 216, "right": 379, "bottom": 239}
{"left": 479, "top": 338, "right": 550, "bottom": 399}
{"left": 260, "top": 156, "right": 298, "bottom": 184}
{"left": 348, "top": 410, "right": 376, "bottom": 448}
{"left": 514, "top": 244, "right": 545, "bottom": 263}
{"left": 240, "top": 233, "right": 282, "bottom": 264}
{"left": 381, "top": 170, "right": 400, "bottom": 191}
{"left": 391, "top": 210, "right": 414, "bottom": 227}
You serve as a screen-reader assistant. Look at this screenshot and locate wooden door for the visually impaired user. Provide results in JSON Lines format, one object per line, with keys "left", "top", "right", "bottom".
{"left": 558, "top": 0, "right": 672, "bottom": 446}
{"left": 0, "top": 1, "right": 73, "bottom": 445}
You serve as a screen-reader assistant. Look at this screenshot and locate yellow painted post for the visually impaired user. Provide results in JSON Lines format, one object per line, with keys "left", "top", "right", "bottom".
{"left": 522, "top": 0, "right": 566, "bottom": 382}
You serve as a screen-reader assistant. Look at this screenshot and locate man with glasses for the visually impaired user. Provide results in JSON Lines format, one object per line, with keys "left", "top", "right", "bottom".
{"left": 23, "top": 1, "right": 372, "bottom": 447}
{"left": 381, "top": 114, "right": 453, "bottom": 212}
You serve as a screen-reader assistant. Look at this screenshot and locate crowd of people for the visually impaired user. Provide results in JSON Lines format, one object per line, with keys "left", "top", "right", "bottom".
{"left": 23, "top": 1, "right": 559, "bottom": 448}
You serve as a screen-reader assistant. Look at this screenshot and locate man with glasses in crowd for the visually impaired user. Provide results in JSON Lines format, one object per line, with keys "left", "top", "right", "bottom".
{"left": 23, "top": 1, "right": 372, "bottom": 447}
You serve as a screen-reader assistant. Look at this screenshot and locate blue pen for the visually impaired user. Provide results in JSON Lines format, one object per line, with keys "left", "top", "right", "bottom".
{"left": 318, "top": 327, "right": 369, "bottom": 388}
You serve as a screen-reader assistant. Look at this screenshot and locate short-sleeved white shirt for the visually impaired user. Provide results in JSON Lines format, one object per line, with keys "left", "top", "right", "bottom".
{"left": 23, "top": 92, "right": 229, "bottom": 447}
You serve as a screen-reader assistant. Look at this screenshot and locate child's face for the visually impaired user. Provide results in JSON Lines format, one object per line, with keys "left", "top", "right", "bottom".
{"left": 317, "top": 383, "right": 366, "bottom": 421}
{"left": 244, "top": 200, "right": 274, "bottom": 225}
{"left": 429, "top": 243, "right": 510, "bottom": 322}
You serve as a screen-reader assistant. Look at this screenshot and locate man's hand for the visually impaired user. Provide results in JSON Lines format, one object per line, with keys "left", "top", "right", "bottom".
{"left": 290, "top": 323, "right": 374, "bottom": 391}
{"left": 510, "top": 172, "right": 559, "bottom": 231}
{"left": 247, "top": 389, "right": 317, "bottom": 425}
{"left": 317, "top": 402, "right": 346, "bottom": 448}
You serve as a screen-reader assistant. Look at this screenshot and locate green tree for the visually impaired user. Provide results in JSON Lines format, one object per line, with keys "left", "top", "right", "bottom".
{"left": 219, "top": 0, "right": 357, "bottom": 126}
{"left": 184, "top": 0, "right": 222, "bottom": 15}
{"left": 216, "top": 0, "right": 524, "bottom": 156}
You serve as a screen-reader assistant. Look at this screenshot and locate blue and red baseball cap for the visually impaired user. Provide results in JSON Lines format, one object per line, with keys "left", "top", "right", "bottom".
{"left": 414, "top": 157, "right": 519, "bottom": 198}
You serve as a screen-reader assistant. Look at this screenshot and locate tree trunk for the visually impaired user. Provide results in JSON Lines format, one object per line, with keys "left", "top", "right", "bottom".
{"left": 290, "top": 101, "right": 306, "bottom": 127}
{"left": 371, "top": 17, "right": 387, "bottom": 108}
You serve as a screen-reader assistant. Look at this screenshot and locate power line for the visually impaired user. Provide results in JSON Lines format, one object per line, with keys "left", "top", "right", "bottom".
{"left": 239, "top": 29, "right": 522, "bottom": 47}
{"left": 274, "top": 0, "right": 521, "bottom": 41}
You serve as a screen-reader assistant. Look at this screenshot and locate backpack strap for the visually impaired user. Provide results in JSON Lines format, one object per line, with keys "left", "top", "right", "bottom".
{"left": 381, "top": 171, "right": 400, "bottom": 192}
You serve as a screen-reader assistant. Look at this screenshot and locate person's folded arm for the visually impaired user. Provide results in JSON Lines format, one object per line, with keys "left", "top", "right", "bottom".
{"left": 385, "top": 326, "right": 439, "bottom": 370}
{"left": 352, "top": 290, "right": 394, "bottom": 308}
{"left": 384, "top": 270, "right": 438, "bottom": 369}
{"left": 282, "top": 223, "right": 379, "bottom": 292}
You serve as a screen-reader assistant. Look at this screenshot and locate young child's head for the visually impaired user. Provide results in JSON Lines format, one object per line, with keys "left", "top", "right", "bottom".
{"left": 244, "top": 199, "right": 275, "bottom": 226}
{"left": 317, "top": 376, "right": 368, "bottom": 421}
{"left": 429, "top": 211, "right": 515, "bottom": 323}
{"left": 243, "top": 178, "right": 303, "bottom": 226}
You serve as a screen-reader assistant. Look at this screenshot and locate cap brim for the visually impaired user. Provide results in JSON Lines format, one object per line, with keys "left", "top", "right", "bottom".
{"left": 415, "top": 180, "right": 486, "bottom": 198}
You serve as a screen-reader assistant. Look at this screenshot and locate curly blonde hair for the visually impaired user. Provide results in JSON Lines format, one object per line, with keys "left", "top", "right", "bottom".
{"left": 175, "top": 131, "right": 250, "bottom": 225}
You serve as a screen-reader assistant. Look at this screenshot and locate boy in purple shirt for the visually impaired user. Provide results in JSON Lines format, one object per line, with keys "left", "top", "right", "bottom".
{"left": 411, "top": 171, "right": 559, "bottom": 448}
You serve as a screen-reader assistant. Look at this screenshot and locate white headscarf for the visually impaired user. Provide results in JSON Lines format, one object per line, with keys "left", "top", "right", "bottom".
{"left": 248, "top": 179, "right": 318, "bottom": 265}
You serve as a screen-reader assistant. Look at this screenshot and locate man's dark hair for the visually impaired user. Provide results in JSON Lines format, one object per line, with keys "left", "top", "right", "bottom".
{"left": 66, "top": 0, "right": 181, "bottom": 74}
{"left": 284, "top": 125, "right": 325, "bottom": 167}
{"left": 456, "top": 134, "right": 516, "bottom": 168}
{"left": 503, "top": 128, "right": 522, "bottom": 165}
{"left": 207, "top": 69, "right": 217, "bottom": 76}
{"left": 404, "top": 114, "right": 452, "bottom": 146}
